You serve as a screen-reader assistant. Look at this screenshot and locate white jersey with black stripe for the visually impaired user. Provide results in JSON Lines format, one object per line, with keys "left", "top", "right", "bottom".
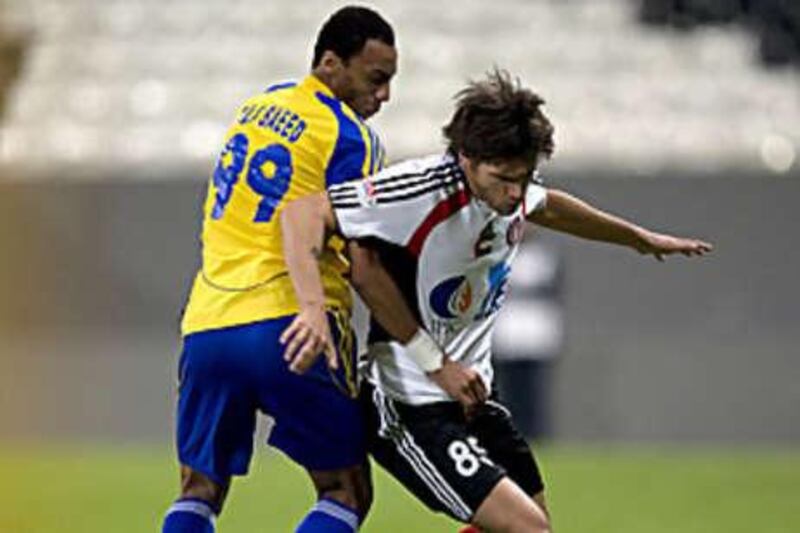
{"left": 331, "top": 152, "right": 547, "bottom": 405}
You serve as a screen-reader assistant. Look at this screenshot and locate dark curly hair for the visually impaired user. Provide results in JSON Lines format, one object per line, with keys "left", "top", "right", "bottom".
{"left": 443, "top": 69, "right": 555, "bottom": 165}
{"left": 312, "top": 6, "right": 395, "bottom": 67}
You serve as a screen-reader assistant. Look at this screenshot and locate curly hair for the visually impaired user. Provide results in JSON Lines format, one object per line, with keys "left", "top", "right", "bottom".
{"left": 443, "top": 69, "right": 554, "bottom": 165}
{"left": 312, "top": 6, "right": 395, "bottom": 67}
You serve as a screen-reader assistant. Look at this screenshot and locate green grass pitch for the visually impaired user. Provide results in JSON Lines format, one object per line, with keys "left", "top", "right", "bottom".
{"left": 2, "top": 444, "right": 798, "bottom": 532}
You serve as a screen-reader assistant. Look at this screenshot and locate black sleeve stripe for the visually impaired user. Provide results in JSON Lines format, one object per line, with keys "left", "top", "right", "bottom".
{"left": 331, "top": 175, "right": 463, "bottom": 210}
{"left": 330, "top": 200, "right": 361, "bottom": 209}
{"left": 375, "top": 177, "right": 463, "bottom": 205}
{"left": 328, "top": 180, "right": 358, "bottom": 195}
{"left": 329, "top": 166, "right": 462, "bottom": 204}
{"left": 374, "top": 167, "right": 460, "bottom": 196}
{"left": 370, "top": 161, "right": 456, "bottom": 188}
{"left": 329, "top": 187, "right": 358, "bottom": 200}
{"left": 329, "top": 159, "right": 457, "bottom": 191}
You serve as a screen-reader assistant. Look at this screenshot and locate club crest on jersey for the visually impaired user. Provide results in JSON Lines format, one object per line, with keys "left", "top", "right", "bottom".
{"left": 429, "top": 276, "right": 473, "bottom": 319}
{"left": 474, "top": 220, "right": 496, "bottom": 257}
{"left": 355, "top": 178, "right": 377, "bottom": 207}
{"left": 506, "top": 216, "right": 524, "bottom": 245}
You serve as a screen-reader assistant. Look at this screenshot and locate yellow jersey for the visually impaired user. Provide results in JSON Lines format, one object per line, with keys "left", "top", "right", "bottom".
{"left": 181, "top": 75, "right": 386, "bottom": 335}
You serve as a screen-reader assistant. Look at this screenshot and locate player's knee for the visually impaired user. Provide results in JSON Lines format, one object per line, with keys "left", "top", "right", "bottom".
{"left": 484, "top": 514, "right": 551, "bottom": 533}
{"left": 523, "top": 512, "right": 551, "bottom": 533}
{"left": 179, "top": 465, "right": 228, "bottom": 512}
{"left": 474, "top": 486, "right": 551, "bottom": 533}
{"left": 504, "top": 508, "right": 551, "bottom": 533}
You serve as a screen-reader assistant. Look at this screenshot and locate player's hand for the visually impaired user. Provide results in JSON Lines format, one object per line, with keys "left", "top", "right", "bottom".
{"left": 634, "top": 229, "right": 713, "bottom": 261}
{"left": 427, "top": 358, "right": 487, "bottom": 410}
{"left": 280, "top": 305, "right": 338, "bottom": 374}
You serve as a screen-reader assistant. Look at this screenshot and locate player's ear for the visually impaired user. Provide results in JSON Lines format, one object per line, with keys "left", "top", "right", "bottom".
{"left": 458, "top": 152, "right": 473, "bottom": 172}
{"left": 318, "top": 50, "right": 345, "bottom": 74}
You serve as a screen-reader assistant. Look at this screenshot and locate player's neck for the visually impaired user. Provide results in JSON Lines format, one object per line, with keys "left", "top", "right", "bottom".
{"left": 311, "top": 69, "right": 338, "bottom": 97}
{"left": 459, "top": 160, "right": 481, "bottom": 200}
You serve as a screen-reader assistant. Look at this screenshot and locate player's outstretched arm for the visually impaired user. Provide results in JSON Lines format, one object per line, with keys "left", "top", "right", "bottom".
{"left": 528, "top": 189, "right": 713, "bottom": 261}
{"left": 348, "top": 240, "right": 487, "bottom": 408}
{"left": 279, "top": 193, "right": 338, "bottom": 374}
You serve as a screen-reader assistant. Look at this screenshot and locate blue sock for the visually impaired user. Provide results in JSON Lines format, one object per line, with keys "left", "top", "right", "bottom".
{"left": 295, "top": 497, "right": 359, "bottom": 532}
{"left": 162, "top": 498, "right": 216, "bottom": 533}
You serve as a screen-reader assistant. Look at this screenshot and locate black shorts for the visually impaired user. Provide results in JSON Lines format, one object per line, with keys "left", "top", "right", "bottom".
{"left": 361, "top": 381, "right": 545, "bottom": 523}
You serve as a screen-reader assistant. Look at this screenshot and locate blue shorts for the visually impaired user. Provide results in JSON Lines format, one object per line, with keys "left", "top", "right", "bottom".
{"left": 175, "top": 312, "right": 364, "bottom": 485}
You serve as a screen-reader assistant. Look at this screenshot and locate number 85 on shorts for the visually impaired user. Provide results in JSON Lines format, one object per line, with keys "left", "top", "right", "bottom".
{"left": 449, "top": 437, "right": 494, "bottom": 477}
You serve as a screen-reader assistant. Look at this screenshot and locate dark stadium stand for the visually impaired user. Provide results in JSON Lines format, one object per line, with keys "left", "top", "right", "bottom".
{"left": 640, "top": 0, "right": 800, "bottom": 66}
{"left": 0, "top": 8, "right": 27, "bottom": 117}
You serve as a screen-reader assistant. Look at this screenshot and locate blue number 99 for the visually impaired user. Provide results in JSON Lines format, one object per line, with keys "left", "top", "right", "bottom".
{"left": 247, "top": 143, "right": 293, "bottom": 223}
{"left": 211, "top": 133, "right": 249, "bottom": 219}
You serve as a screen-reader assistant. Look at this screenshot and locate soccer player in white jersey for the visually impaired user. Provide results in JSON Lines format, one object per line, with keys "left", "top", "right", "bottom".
{"left": 285, "top": 70, "right": 712, "bottom": 532}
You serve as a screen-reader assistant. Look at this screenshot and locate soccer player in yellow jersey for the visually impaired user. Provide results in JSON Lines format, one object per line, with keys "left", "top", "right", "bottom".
{"left": 161, "top": 7, "right": 397, "bottom": 533}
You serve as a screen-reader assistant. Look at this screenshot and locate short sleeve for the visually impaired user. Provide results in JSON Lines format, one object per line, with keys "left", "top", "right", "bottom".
{"left": 314, "top": 92, "right": 369, "bottom": 188}
{"left": 524, "top": 171, "right": 548, "bottom": 215}
{"left": 328, "top": 157, "right": 448, "bottom": 246}
{"left": 329, "top": 179, "right": 429, "bottom": 247}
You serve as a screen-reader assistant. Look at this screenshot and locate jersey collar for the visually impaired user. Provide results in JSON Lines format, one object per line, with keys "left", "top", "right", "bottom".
{"left": 302, "top": 74, "right": 368, "bottom": 124}
{"left": 301, "top": 74, "right": 334, "bottom": 97}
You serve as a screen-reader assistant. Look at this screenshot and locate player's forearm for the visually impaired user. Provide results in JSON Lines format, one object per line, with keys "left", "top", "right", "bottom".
{"left": 349, "top": 243, "right": 447, "bottom": 373}
{"left": 281, "top": 195, "right": 328, "bottom": 310}
{"left": 530, "top": 189, "right": 645, "bottom": 249}
{"left": 348, "top": 241, "right": 419, "bottom": 344}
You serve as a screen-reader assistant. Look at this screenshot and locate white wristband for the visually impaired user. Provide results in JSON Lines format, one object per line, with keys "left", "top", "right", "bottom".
{"left": 404, "top": 328, "right": 445, "bottom": 373}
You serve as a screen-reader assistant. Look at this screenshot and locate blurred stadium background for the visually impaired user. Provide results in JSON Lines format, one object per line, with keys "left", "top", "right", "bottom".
{"left": 1, "top": 0, "right": 798, "bottom": 531}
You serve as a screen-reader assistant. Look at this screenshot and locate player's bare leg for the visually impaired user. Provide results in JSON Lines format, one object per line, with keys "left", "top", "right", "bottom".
{"left": 178, "top": 465, "right": 229, "bottom": 510}
{"left": 470, "top": 478, "right": 551, "bottom": 533}
{"left": 293, "top": 462, "right": 371, "bottom": 531}
{"left": 460, "top": 490, "right": 550, "bottom": 532}
{"left": 533, "top": 491, "right": 550, "bottom": 519}
{"left": 307, "top": 461, "right": 373, "bottom": 521}
{"left": 162, "top": 465, "right": 229, "bottom": 532}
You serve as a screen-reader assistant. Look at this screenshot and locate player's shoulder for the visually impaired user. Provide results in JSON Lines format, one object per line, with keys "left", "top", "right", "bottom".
{"left": 369, "top": 152, "right": 463, "bottom": 193}
{"left": 237, "top": 80, "right": 297, "bottom": 108}
{"left": 380, "top": 152, "right": 458, "bottom": 178}
{"left": 330, "top": 152, "right": 464, "bottom": 209}
{"left": 238, "top": 77, "right": 340, "bottom": 123}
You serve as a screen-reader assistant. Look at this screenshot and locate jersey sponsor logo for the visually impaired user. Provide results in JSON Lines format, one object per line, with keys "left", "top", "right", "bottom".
{"left": 429, "top": 262, "right": 511, "bottom": 322}
{"left": 429, "top": 276, "right": 473, "bottom": 319}
{"left": 481, "top": 262, "right": 511, "bottom": 318}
